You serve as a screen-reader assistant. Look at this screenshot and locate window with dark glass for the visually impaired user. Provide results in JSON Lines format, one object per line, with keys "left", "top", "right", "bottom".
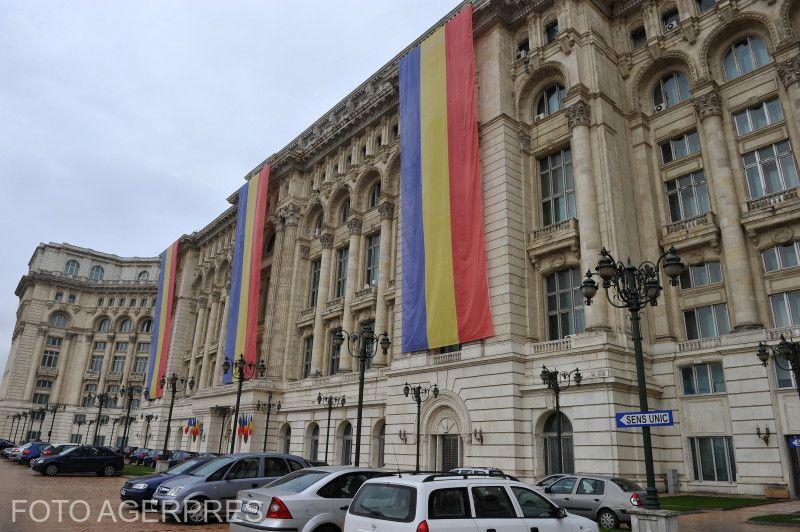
{"left": 697, "top": 0, "right": 716, "bottom": 12}
{"left": 734, "top": 98, "right": 783, "bottom": 136}
{"left": 32, "top": 393, "right": 49, "bottom": 405}
{"left": 340, "top": 199, "right": 350, "bottom": 223}
{"left": 660, "top": 131, "right": 700, "bottom": 164}
{"left": 329, "top": 331, "right": 341, "bottom": 375}
{"left": 89, "top": 265, "right": 104, "bottom": 281}
{"left": 546, "top": 267, "right": 584, "bottom": 340}
{"left": 309, "top": 258, "right": 321, "bottom": 307}
{"left": 302, "top": 337, "right": 313, "bottom": 378}
{"left": 684, "top": 303, "right": 730, "bottom": 339}
{"left": 539, "top": 147, "right": 575, "bottom": 226}
{"left": 54, "top": 291, "right": 63, "bottom": 302}
{"left": 335, "top": 247, "right": 348, "bottom": 299}
{"left": 111, "top": 356, "right": 125, "bottom": 373}
{"left": 723, "top": 37, "right": 770, "bottom": 80}
{"left": 689, "top": 436, "right": 736, "bottom": 482}
{"left": 428, "top": 488, "right": 470, "bottom": 519}
{"left": 679, "top": 261, "right": 722, "bottom": 289}
{"left": 134, "top": 357, "right": 148, "bottom": 374}
{"left": 631, "top": 26, "right": 647, "bottom": 49}
{"left": 511, "top": 487, "right": 554, "bottom": 518}
{"left": 653, "top": 72, "right": 692, "bottom": 110}
{"left": 368, "top": 182, "right": 381, "bottom": 208}
{"left": 544, "top": 20, "right": 559, "bottom": 43}
{"left": 681, "top": 362, "right": 726, "bottom": 395}
{"left": 472, "top": 486, "right": 517, "bottom": 518}
{"left": 770, "top": 290, "right": 800, "bottom": 328}
{"left": 89, "top": 355, "right": 103, "bottom": 373}
{"left": 535, "top": 84, "right": 566, "bottom": 118}
{"left": 365, "top": 234, "right": 380, "bottom": 285}
{"left": 666, "top": 170, "right": 710, "bottom": 222}
{"left": 742, "top": 141, "right": 799, "bottom": 199}
{"left": 661, "top": 8, "right": 680, "bottom": 31}
{"left": 762, "top": 242, "right": 800, "bottom": 272}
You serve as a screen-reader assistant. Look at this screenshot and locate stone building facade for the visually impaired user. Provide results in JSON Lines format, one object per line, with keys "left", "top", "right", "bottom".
{"left": 2, "top": 0, "right": 800, "bottom": 498}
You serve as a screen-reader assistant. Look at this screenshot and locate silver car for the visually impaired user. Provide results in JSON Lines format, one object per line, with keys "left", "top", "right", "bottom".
{"left": 230, "top": 466, "right": 388, "bottom": 532}
{"left": 539, "top": 474, "right": 647, "bottom": 529}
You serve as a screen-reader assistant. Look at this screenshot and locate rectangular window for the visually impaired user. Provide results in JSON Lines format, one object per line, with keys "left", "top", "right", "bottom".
{"left": 329, "top": 331, "right": 341, "bottom": 375}
{"left": 73, "top": 413, "right": 86, "bottom": 424}
{"left": 115, "top": 341, "right": 128, "bottom": 352}
{"left": 762, "top": 242, "right": 800, "bottom": 272}
{"left": 743, "top": 140, "right": 799, "bottom": 199}
{"left": 130, "top": 298, "right": 137, "bottom": 307}
{"left": 684, "top": 303, "right": 730, "bottom": 339}
{"left": 662, "top": 8, "right": 680, "bottom": 30}
{"left": 302, "top": 337, "right": 313, "bottom": 378}
{"left": 41, "top": 350, "right": 59, "bottom": 368}
{"left": 134, "top": 356, "right": 148, "bottom": 374}
{"left": 734, "top": 98, "right": 784, "bottom": 136}
{"left": 129, "top": 399, "right": 140, "bottom": 410}
{"left": 46, "top": 336, "right": 62, "bottom": 348}
{"left": 539, "top": 148, "right": 575, "bottom": 226}
{"left": 689, "top": 436, "right": 736, "bottom": 482}
{"left": 666, "top": 170, "right": 710, "bottom": 222}
{"left": 35, "top": 379, "right": 53, "bottom": 389}
{"left": 545, "top": 20, "right": 559, "bottom": 43}
{"left": 54, "top": 291, "right": 63, "bottom": 302}
{"left": 137, "top": 342, "right": 151, "bottom": 353}
{"left": 546, "top": 267, "right": 584, "bottom": 340}
{"left": 660, "top": 131, "right": 700, "bottom": 164}
{"left": 335, "top": 247, "right": 349, "bottom": 299}
{"left": 93, "top": 341, "right": 106, "bottom": 352}
{"left": 89, "top": 355, "right": 103, "bottom": 373}
{"left": 428, "top": 488, "right": 470, "bottom": 519}
{"left": 111, "top": 356, "right": 125, "bottom": 373}
{"left": 69, "top": 434, "right": 82, "bottom": 444}
{"left": 309, "top": 258, "right": 321, "bottom": 307}
{"left": 770, "top": 290, "right": 800, "bottom": 328}
{"left": 67, "top": 294, "right": 76, "bottom": 304}
{"left": 679, "top": 261, "right": 723, "bottom": 289}
{"left": 365, "top": 234, "right": 380, "bottom": 286}
{"left": 32, "top": 393, "right": 49, "bottom": 405}
{"left": 681, "top": 362, "right": 726, "bottom": 395}
{"left": 697, "top": 0, "right": 716, "bottom": 12}
{"left": 631, "top": 27, "right": 647, "bottom": 49}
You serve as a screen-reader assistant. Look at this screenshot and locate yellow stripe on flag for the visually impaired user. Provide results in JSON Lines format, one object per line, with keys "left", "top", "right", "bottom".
{"left": 235, "top": 173, "right": 259, "bottom": 362}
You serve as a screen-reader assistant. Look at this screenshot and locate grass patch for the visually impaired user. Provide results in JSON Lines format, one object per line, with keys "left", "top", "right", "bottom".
{"left": 749, "top": 513, "right": 800, "bottom": 524}
{"left": 661, "top": 495, "right": 772, "bottom": 512}
{"left": 122, "top": 464, "right": 155, "bottom": 477}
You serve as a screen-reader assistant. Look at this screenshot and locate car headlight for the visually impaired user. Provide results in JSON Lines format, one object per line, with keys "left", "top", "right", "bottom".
{"left": 131, "top": 483, "right": 148, "bottom": 490}
{"left": 166, "top": 486, "right": 184, "bottom": 496}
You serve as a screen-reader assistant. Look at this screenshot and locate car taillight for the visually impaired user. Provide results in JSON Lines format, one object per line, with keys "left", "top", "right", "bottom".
{"left": 266, "top": 497, "right": 292, "bottom": 519}
{"left": 630, "top": 493, "right": 642, "bottom": 507}
{"left": 23, "top": 450, "right": 31, "bottom": 455}
{"left": 416, "top": 521, "right": 429, "bottom": 532}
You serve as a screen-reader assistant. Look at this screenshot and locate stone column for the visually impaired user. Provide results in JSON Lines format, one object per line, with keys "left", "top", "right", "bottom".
{"left": 261, "top": 218, "right": 285, "bottom": 360}
{"left": 23, "top": 327, "right": 48, "bottom": 401}
{"left": 566, "top": 100, "right": 608, "bottom": 331}
{"left": 778, "top": 57, "right": 800, "bottom": 123}
{"left": 198, "top": 292, "right": 220, "bottom": 388}
{"left": 213, "top": 292, "right": 230, "bottom": 386}
{"left": 373, "top": 202, "right": 394, "bottom": 366}
{"left": 693, "top": 92, "right": 760, "bottom": 330}
{"left": 267, "top": 204, "right": 300, "bottom": 375}
{"left": 120, "top": 334, "right": 137, "bottom": 388}
{"left": 66, "top": 334, "right": 92, "bottom": 405}
{"left": 97, "top": 333, "right": 115, "bottom": 392}
{"left": 339, "top": 218, "right": 363, "bottom": 372}
{"left": 188, "top": 298, "right": 207, "bottom": 385}
{"left": 282, "top": 241, "right": 308, "bottom": 380}
{"left": 49, "top": 332, "right": 75, "bottom": 404}
{"left": 310, "top": 233, "right": 334, "bottom": 375}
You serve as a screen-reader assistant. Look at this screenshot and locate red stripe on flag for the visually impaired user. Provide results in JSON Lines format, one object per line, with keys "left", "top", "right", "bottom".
{"left": 244, "top": 165, "right": 270, "bottom": 366}
{"left": 445, "top": 6, "right": 493, "bottom": 343}
{"left": 156, "top": 242, "right": 179, "bottom": 396}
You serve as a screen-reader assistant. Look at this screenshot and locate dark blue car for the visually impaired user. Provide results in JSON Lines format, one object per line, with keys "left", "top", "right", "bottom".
{"left": 15, "top": 441, "right": 50, "bottom": 465}
{"left": 119, "top": 457, "right": 212, "bottom": 507}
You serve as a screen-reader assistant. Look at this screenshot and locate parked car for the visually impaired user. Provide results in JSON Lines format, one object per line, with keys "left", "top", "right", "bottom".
{"left": 14, "top": 441, "right": 50, "bottom": 465}
{"left": 31, "top": 445, "right": 124, "bottom": 477}
{"left": 166, "top": 450, "right": 197, "bottom": 467}
{"left": 130, "top": 447, "right": 151, "bottom": 464}
{"left": 40, "top": 444, "right": 79, "bottom": 457}
{"left": 121, "top": 446, "right": 138, "bottom": 458}
{"left": 448, "top": 467, "right": 507, "bottom": 477}
{"left": 538, "top": 474, "right": 646, "bottom": 529}
{"left": 231, "top": 466, "right": 389, "bottom": 532}
{"left": 2, "top": 446, "right": 19, "bottom": 459}
{"left": 344, "top": 472, "right": 600, "bottom": 532}
{"left": 143, "top": 449, "right": 170, "bottom": 467}
{"left": 0, "top": 438, "right": 15, "bottom": 451}
{"left": 152, "top": 453, "right": 312, "bottom": 524}
{"left": 120, "top": 457, "right": 213, "bottom": 507}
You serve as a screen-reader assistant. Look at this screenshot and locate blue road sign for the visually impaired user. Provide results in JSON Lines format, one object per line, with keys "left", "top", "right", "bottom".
{"left": 790, "top": 435, "right": 800, "bottom": 449}
{"left": 615, "top": 410, "right": 674, "bottom": 429}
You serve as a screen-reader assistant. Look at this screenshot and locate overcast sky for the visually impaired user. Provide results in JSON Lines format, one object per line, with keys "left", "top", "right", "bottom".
{"left": 0, "top": 0, "right": 460, "bottom": 378}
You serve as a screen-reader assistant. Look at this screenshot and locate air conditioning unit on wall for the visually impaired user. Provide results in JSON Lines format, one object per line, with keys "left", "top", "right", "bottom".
{"left": 665, "top": 21, "right": 679, "bottom": 31}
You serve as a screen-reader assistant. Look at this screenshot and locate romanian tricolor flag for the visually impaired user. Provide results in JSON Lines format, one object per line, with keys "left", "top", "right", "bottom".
{"left": 399, "top": 5, "right": 493, "bottom": 352}
{"left": 146, "top": 241, "right": 179, "bottom": 399}
{"left": 223, "top": 165, "right": 270, "bottom": 383}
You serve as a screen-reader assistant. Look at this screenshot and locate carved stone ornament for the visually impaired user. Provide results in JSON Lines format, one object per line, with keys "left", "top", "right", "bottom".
{"left": 347, "top": 218, "right": 363, "bottom": 236}
{"left": 37, "top": 327, "right": 48, "bottom": 336}
{"left": 378, "top": 202, "right": 395, "bottom": 220}
{"left": 692, "top": 91, "right": 722, "bottom": 120}
{"left": 773, "top": 227, "right": 794, "bottom": 245}
{"left": 280, "top": 203, "right": 301, "bottom": 227}
{"left": 777, "top": 57, "right": 800, "bottom": 89}
{"left": 300, "top": 245, "right": 310, "bottom": 260}
{"left": 318, "top": 233, "right": 334, "bottom": 249}
{"left": 687, "top": 250, "right": 705, "bottom": 266}
{"left": 566, "top": 100, "right": 591, "bottom": 129}
{"left": 550, "top": 254, "right": 566, "bottom": 269}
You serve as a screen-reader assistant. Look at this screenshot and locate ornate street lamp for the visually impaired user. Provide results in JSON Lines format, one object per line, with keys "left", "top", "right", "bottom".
{"left": 317, "top": 392, "right": 345, "bottom": 464}
{"left": 581, "top": 245, "right": 684, "bottom": 509}
{"left": 118, "top": 385, "right": 142, "bottom": 448}
{"left": 540, "top": 365, "right": 582, "bottom": 474}
{"left": 83, "top": 388, "right": 116, "bottom": 445}
{"left": 44, "top": 403, "right": 67, "bottom": 441}
{"left": 10, "top": 412, "right": 23, "bottom": 442}
{"left": 222, "top": 354, "right": 266, "bottom": 454}
{"left": 157, "top": 373, "right": 194, "bottom": 458}
{"left": 210, "top": 405, "right": 232, "bottom": 454}
{"left": 333, "top": 325, "right": 390, "bottom": 466}
{"left": 33, "top": 407, "right": 48, "bottom": 440}
{"left": 256, "top": 392, "right": 281, "bottom": 453}
{"left": 403, "top": 382, "right": 439, "bottom": 473}
{"left": 757, "top": 335, "right": 800, "bottom": 401}
{"left": 18, "top": 411, "right": 30, "bottom": 442}
{"left": 84, "top": 420, "right": 95, "bottom": 443}
{"left": 140, "top": 413, "right": 158, "bottom": 447}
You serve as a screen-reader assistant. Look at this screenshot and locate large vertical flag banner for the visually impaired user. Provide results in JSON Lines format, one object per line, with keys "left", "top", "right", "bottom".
{"left": 146, "top": 241, "right": 179, "bottom": 399}
{"left": 399, "top": 5, "right": 493, "bottom": 352}
{"left": 223, "top": 165, "right": 271, "bottom": 383}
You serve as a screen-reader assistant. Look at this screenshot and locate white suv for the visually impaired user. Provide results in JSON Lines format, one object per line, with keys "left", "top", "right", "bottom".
{"left": 344, "top": 473, "right": 600, "bottom": 532}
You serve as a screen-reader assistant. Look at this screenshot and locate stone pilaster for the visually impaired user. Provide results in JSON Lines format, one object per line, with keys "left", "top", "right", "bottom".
{"left": 281, "top": 241, "right": 308, "bottom": 380}
{"left": 97, "top": 333, "right": 115, "bottom": 392}
{"left": 311, "top": 233, "right": 334, "bottom": 375}
{"left": 66, "top": 334, "right": 92, "bottom": 405}
{"left": 198, "top": 292, "right": 220, "bottom": 388}
{"left": 120, "top": 334, "right": 137, "bottom": 389}
{"left": 23, "top": 327, "right": 48, "bottom": 401}
{"left": 778, "top": 57, "right": 800, "bottom": 138}
{"left": 266, "top": 204, "right": 300, "bottom": 376}
{"left": 339, "top": 218, "right": 363, "bottom": 372}
{"left": 373, "top": 202, "right": 394, "bottom": 365}
{"left": 49, "top": 331, "right": 75, "bottom": 404}
{"left": 261, "top": 218, "right": 285, "bottom": 362}
{"left": 188, "top": 299, "right": 206, "bottom": 385}
{"left": 213, "top": 291, "right": 230, "bottom": 386}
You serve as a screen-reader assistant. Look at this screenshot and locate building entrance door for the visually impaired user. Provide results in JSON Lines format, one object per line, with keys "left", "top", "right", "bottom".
{"left": 441, "top": 434, "right": 459, "bottom": 471}
{"left": 788, "top": 436, "right": 800, "bottom": 498}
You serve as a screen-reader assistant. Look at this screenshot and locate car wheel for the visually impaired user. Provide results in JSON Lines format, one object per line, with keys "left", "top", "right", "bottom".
{"left": 44, "top": 464, "right": 59, "bottom": 477}
{"left": 102, "top": 464, "right": 116, "bottom": 477}
{"left": 184, "top": 498, "right": 207, "bottom": 525}
{"left": 597, "top": 508, "right": 620, "bottom": 529}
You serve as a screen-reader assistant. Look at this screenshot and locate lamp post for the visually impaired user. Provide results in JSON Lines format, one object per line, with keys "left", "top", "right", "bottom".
{"left": 6, "top": 414, "right": 15, "bottom": 441}
{"left": 118, "top": 385, "right": 142, "bottom": 448}
{"left": 140, "top": 413, "right": 158, "bottom": 447}
{"left": 256, "top": 392, "right": 281, "bottom": 453}
{"left": 35, "top": 406, "right": 49, "bottom": 440}
{"left": 403, "top": 382, "right": 439, "bottom": 473}
{"left": 85, "top": 420, "right": 94, "bottom": 443}
{"left": 83, "top": 388, "right": 116, "bottom": 445}
{"left": 210, "top": 405, "right": 232, "bottom": 454}
{"left": 317, "top": 392, "right": 345, "bottom": 464}
{"left": 757, "top": 335, "right": 800, "bottom": 401}
{"left": 73, "top": 418, "right": 86, "bottom": 444}
{"left": 157, "top": 373, "right": 194, "bottom": 456}
{"left": 10, "top": 413, "right": 22, "bottom": 442}
{"left": 333, "top": 325, "right": 390, "bottom": 467}
{"left": 581, "top": 245, "right": 684, "bottom": 510}
{"left": 222, "top": 354, "right": 266, "bottom": 454}
{"left": 19, "top": 411, "right": 30, "bottom": 442}
{"left": 44, "top": 403, "right": 66, "bottom": 441}
{"left": 540, "top": 366, "right": 582, "bottom": 474}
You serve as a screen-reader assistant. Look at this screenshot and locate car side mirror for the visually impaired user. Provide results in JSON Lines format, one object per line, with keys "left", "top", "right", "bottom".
{"left": 556, "top": 507, "right": 567, "bottom": 519}
{"left": 340, "top": 505, "right": 349, "bottom": 511}
{"left": 544, "top": 486, "right": 552, "bottom": 494}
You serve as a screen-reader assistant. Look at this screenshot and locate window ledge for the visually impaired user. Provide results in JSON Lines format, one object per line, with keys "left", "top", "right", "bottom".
{"left": 527, "top": 218, "right": 580, "bottom": 267}
{"left": 742, "top": 188, "right": 800, "bottom": 245}
{"left": 678, "top": 282, "right": 724, "bottom": 294}
{"left": 735, "top": 121, "right": 785, "bottom": 144}
{"left": 680, "top": 392, "right": 727, "bottom": 400}
{"left": 660, "top": 212, "right": 719, "bottom": 253}
{"left": 677, "top": 336, "right": 722, "bottom": 352}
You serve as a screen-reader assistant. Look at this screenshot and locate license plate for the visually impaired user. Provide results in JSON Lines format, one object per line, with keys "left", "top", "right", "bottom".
{"left": 243, "top": 501, "right": 260, "bottom": 514}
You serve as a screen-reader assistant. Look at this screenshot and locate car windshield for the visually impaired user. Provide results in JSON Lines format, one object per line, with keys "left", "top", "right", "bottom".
{"left": 17, "top": 443, "right": 32, "bottom": 450}
{"left": 168, "top": 459, "right": 204, "bottom": 475}
{"left": 612, "top": 478, "right": 643, "bottom": 492}
{"left": 264, "top": 470, "right": 330, "bottom": 492}
{"left": 189, "top": 455, "right": 237, "bottom": 477}
{"left": 350, "top": 484, "right": 416, "bottom": 522}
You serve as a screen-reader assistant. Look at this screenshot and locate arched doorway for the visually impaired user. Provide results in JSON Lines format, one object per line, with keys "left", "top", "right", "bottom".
{"left": 427, "top": 407, "right": 463, "bottom": 472}
{"left": 339, "top": 421, "right": 353, "bottom": 465}
{"left": 306, "top": 423, "right": 320, "bottom": 462}
{"left": 542, "top": 412, "right": 574, "bottom": 474}
{"left": 278, "top": 423, "right": 292, "bottom": 454}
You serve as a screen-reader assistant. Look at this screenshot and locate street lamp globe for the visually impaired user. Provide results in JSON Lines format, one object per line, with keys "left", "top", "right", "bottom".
{"left": 332, "top": 328, "right": 344, "bottom": 348}
{"left": 580, "top": 273, "right": 598, "bottom": 305}
{"left": 574, "top": 368, "right": 583, "bottom": 386}
{"left": 596, "top": 250, "right": 617, "bottom": 281}
{"left": 256, "top": 359, "right": 267, "bottom": 376}
{"left": 222, "top": 357, "right": 231, "bottom": 375}
{"left": 756, "top": 343, "right": 770, "bottom": 366}
{"left": 776, "top": 336, "right": 793, "bottom": 359}
{"left": 644, "top": 278, "right": 661, "bottom": 302}
{"left": 662, "top": 247, "right": 685, "bottom": 282}
{"left": 403, "top": 383, "right": 410, "bottom": 397}
{"left": 432, "top": 384, "right": 439, "bottom": 398}
{"left": 380, "top": 335, "right": 390, "bottom": 354}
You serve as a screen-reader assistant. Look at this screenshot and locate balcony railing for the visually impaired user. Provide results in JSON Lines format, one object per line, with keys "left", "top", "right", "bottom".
{"left": 677, "top": 337, "right": 722, "bottom": 352}
{"left": 430, "top": 351, "right": 461, "bottom": 365}
{"left": 664, "top": 212, "right": 715, "bottom": 234}
{"left": 531, "top": 337, "right": 572, "bottom": 354}
{"left": 746, "top": 187, "right": 797, "bottom": 212}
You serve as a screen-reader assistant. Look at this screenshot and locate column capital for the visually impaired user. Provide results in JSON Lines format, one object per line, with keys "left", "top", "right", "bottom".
{"left": 692, "top": 91, "right": 722, "bottom": 120}
{"left": 347, "top": 218, "right": 363, "bottom": 235}
{"left": 318, "top": 233, "right": 334, "bottom": 249}
{"left": 37, "top": 327, "right": 48, "bottom": 336}
{"left": 197, "top": 297, "right": 208, "bottom": 308}
{"left": 279, "top": 203, "right": 301, "bottom": 227}
{"left": 378, "top": 202, "right": 395, "bottom": 220}
{"left": 778, "top": 57, "right": 800, "bottom": 89}
{"left": 566, "top": 100, "right": 591, "bottom": 129}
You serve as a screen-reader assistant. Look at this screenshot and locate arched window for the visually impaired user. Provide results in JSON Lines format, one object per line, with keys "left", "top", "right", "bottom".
{"left": 64, "top": 260, "right": 80, "bottom": 277}
{"left": 89, "top": 265, "right": 104, "bottom": 281}
{"left": 340, "top": 422, "right": 353, "bottom": 466}
{"left": 723, "top": 36, "right": 770, "bottom": 80}
{"left": 119, "top": 319, "right": 132, "bottom": 333}
{"left": 652, "top": 71, "right": 692, "bottom": 111}
{"left": 307, "top": 423, "right": 320, "bottom": 462}
{"left": 630, "top": 26, "right": 647, "bottom": 49}
{"left": 49, "top": 312, "right": 68, "bottom": 328}
{"left": 97, "top": 318, "right": 111, "bottom": 332}
{"left": 314, "top": 213, "right": 323, "bottom": 234}
{"left": 374, "top": 420, "right": 386, "bottom": 467}
{"left": 279, "top": 424, "right": 292, "bottom": 454}
{"left": 368, "top": 182, "right": 381, "bottom": 209}
{"left": 139, "top": 319, "right": 153, "bottom": 333}
{"left": 137, "top": 271, "right": 149, "bottom": 281}
{"left": 535, "top": 83, "right": 566, "bottom": 118}
{"left": 340, "top": 198, "right": 351, "bottom": 224}
{"left": 542, "top": 412, "right": 574, "bottom": 475}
